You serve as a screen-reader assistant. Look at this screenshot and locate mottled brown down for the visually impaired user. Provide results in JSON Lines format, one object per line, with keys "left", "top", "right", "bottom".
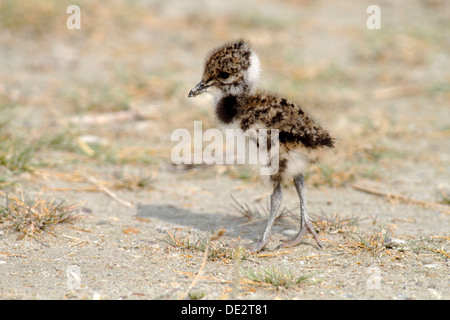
{"left": 189, "top": 39, "right": 334, "bottom": 251}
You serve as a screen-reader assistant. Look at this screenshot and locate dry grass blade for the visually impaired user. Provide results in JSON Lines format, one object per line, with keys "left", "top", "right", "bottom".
{"left": 231, "top": 194, "right": 296, "bottom": 226}
{"left": 69, "top": 110, "right": 142, "bottom": 126}
{"left": 351, "top": 184, "right": 450, "bottom": 215}
{"left": 243, "top": 266, "right": 310, "bottom": 289}
{"left": 413, "top": 238, "right": 450, "bottom": 260}
{"left": 345, "top": 224, "right": 393, "bottom": 257}
{"left": 256, "top": 250, "right": 293, "bottom": 258}
{"left": 178, "top": 229, "right": 226, "bottom": 300}
{"left": 0, "top": 195, "right": 80, "bottom": 237}
{"left": 82, "top": 173, "right": 134, "bottom": 208}
{"left": 161, "top": 229, "right": 197, "bottom": 249}
{"left": 423, "top": 246, "right": 449, "bottom": 259}
{"left": 161, "top": 229, "right": 241, "bottom": 261}
{"left": 230, "top": 194, "right": 263, "bottom": 221}
{"left": 371, "top": 85, "right": 422, "bottom": 100}
{"left": 312, "top": 211, "right": 361, "bottom": 234}
{"left": 349, "top": 231, "right": 385, "bottom": 255}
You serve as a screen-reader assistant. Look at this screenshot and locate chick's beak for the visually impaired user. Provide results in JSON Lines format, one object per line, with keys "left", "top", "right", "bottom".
{"left": 188, "top": 80, "right": 208, "bottom": 97}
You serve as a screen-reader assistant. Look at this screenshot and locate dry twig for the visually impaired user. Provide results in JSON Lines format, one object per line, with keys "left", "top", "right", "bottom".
{"left": 177, "top": 229, "right": 226, "bottom": 300}
{"left": 351, "top": 184, "right": 450, "bottom": 215}
{"left": 82, "top": 173, "right": 134, "bottom": 208}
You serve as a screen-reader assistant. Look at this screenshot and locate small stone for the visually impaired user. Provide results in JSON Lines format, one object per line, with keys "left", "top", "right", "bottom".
{"left": 384, "top": 237, "right": 407, "bottom": 248}
{"left": 282, "top": 229, "right": 298, "bottom": 237}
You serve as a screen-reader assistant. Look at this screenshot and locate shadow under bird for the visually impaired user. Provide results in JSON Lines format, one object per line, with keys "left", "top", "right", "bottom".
{"left": 188, "top": 39, "right": 335, "bottom": 252}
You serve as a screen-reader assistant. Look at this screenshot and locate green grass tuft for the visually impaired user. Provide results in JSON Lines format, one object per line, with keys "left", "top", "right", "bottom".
{"left": 0, "top": 195, "right": 80, "bottom": 237}
{"left": 244, "top": 266, "right": 310, "bottom": 289}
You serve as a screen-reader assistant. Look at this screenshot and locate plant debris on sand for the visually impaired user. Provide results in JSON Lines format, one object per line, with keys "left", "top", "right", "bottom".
{"left": 0, "top": 195, "right": 80, "bottom": 238}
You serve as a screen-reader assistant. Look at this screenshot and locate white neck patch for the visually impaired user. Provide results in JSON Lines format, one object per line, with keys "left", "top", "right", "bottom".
{"left": 246, "top": 51, "right": 261, "bottom": 89}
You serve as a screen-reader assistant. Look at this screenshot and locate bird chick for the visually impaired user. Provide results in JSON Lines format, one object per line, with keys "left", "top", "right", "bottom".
{"left": 189, "top": 39, "right": 334, "bottom": 252}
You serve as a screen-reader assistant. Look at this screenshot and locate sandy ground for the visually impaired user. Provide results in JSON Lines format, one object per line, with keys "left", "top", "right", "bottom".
{"left": 0, "top": 0, "right": 449, "bottom": 300}
{"left": 0, "top": 167, "right": 448, "bottom": 300}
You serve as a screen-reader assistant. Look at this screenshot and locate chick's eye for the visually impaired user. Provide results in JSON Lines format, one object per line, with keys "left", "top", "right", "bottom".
{"left": 218, "top": 71, "right": 231, "bottom": 80}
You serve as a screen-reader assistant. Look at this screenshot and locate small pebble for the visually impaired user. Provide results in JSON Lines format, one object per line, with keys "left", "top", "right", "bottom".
{"left": 384, "top": 237, "right": 407, "bottom": 248}
{"left": 282, "top": 229, "right": 298, "bottom": 237}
